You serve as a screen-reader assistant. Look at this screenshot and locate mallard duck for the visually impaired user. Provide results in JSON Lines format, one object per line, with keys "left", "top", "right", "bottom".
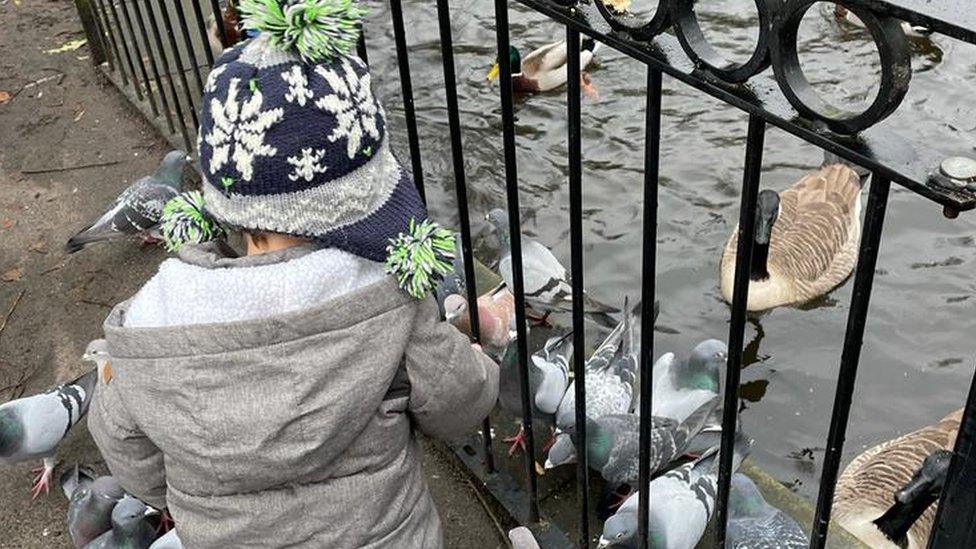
{"left": 487, "top": 38, "right": 599, "bottom": 93}
{"left": 833, "top": 408, "right": 961, "bottom": 548}
{"left": 833, "top": 4, "right": 931, "bottom": 40}
{"left": 720, "top": 164, "right": 863, "bottom": 311}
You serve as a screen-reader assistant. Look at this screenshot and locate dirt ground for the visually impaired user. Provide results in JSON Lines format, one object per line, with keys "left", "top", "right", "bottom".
{"left": 0, "top": 2, "right": 505, "bottom": 547}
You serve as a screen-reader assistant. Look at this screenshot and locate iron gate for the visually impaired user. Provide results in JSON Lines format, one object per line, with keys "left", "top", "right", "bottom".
{"left": 71, "top": 0, "right": 976, "bottom": 547}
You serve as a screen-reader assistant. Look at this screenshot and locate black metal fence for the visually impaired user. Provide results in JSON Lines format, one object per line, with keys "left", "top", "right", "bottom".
{"left": 72, "top": 0, "right": 976, "bottom": 547}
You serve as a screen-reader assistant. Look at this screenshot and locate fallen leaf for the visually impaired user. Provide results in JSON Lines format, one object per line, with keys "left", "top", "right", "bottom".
{"left": 0, "top": 91, "right": 10, "bottom": 105}
{"left": 73, "top": 109, "right": 85, "bottom": 122}
{"left": 1, "top": 268, "right": 23, "bottom": 283}
{"left": 45, "top": 39, "right": 87, "bottom": 55}
{"left": 28, "top": 241, "right": 47, "bottom": 254}
{"left": 0, "top": 219, "right": 14, "bottom": 230}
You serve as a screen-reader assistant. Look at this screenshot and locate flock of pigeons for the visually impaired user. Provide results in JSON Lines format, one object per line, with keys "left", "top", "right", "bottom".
{"left": 0, "top": 145, "right": 961, "bottom": 548}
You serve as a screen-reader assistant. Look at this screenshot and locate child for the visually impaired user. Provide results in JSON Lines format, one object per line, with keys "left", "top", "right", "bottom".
{"left": 87, "top": 1, "right": 499, "bottom": 547}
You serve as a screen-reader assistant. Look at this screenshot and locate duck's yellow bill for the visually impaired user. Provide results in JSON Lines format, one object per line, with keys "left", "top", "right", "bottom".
{"left": 487, "top": 63, "right": 501, "bottom": 81}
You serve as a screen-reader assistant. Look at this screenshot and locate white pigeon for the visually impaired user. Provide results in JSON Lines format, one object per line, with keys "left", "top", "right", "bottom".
{"left": 65, "top": 150, "right": 187, "bottom": 253}
{"left": 0, "top": 365, "right": 97, "bottom": 498}
{"left": 486, "top": 209, "right": 619, "bottom": 326}
{"left": 599, "top": 433, "right": 753, "bottom": 549}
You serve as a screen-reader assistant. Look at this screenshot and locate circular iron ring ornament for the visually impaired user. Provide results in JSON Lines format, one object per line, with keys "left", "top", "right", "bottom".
{"left": 594, "top": 0, "right": 671, "bottom": 41}
{"left": 669, "top": 0, "right": 776, "bottom": 83}
{"left": 770, "top": 0, "right": 911, "bottom": 134}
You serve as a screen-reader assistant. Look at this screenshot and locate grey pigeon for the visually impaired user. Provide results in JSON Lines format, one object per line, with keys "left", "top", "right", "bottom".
{"left": 558, "top": 396, "right": 718, "bottom": 488}
{"left": 486, "top": 208, "right": 619, "bottom": 326}
{"left": 83, "top": 495, "right": 158, "bottom": 549}
{"left": 60, "top": 463, "right": 96, "bottom": 500}
{"left": 65, "top": 150, "right": 187, "bottom": 253}
{"left": 554, "top": 299, "right": 653, "bottom": 434}
{"left": 68, "top": 475, "right": 125, "bottom": 548}
{"left": 0, "top": 367, "right": 98, "bottom": 498}
{"left": 497, "top": 329, "right": 574, "bottom": 456}
{"left": 149, "top": 529, "right": 184, "bottom": 549}
{"left": 726, "top": 473, "right": 808, "bottom": 548}
{"left": 598, "top": 433, "right": 753, "bottom": 549}
{"left": 641, "top": 339, "right": 726, "bottom": 424}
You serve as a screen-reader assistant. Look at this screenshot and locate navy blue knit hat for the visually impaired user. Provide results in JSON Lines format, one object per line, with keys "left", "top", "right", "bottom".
{"left": 161, "top": 0, "right": 455, "bottom": 298}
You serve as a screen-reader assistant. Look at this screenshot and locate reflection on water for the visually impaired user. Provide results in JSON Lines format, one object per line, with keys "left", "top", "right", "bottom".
{"left": 362, "top": 0, "right": 976, "bottom": 506}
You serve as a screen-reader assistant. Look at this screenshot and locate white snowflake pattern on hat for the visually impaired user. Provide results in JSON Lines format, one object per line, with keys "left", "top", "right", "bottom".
{"left": 313, "top": 58, "right": 381, "bottom": 159}
{"left": 205, "top": 78, "right": 284, "bottom": 184}
{"left": 287, "top": 148, "right": 328, "bottom": 181}
{"left": 281, "top": 65, "right": 313, "bottom": 106}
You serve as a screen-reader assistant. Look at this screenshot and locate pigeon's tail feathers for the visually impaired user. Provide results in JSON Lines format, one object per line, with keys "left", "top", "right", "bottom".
{"left": 583, "top": 292, "right": 620, "bottom": 315}
{"left": 64, "top": 226, "right": 110, "bottom": 254}
{"left": 690, "top": 429, "right": 753, "bottom": 481}
{"left": 71, "top": 368, "right": 99, "bottom": 417}
{"left": 585, "top": 311, "right": 620, "bottom": 330}
{"left": 676, "top": 394, "right": 721, "bottom": 449}
{"left": 59, "top": 463, "right": 95, "bottom": 501}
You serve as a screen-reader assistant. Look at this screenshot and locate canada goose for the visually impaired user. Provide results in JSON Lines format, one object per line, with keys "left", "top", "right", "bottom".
{"left": 720, "top": 164, "right": 863, "bottom": 311}
{"left": 833, "top": 408, "right": 961, "bottom": 548}
{"left": 487, "top": 38, "right": 599, "bottom": 95}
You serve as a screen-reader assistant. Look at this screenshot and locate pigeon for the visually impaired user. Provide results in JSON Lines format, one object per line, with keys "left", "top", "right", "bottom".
{"left": 68, "top": 475, "right": 126, "bottom": 548}
{"left": 497, "top": 331, "right": 573, "bottom": 456}
{"left": 83, "top": 339, "right": 114, "bottom": 385}
{"left": 641, "top": 339, "right": 726, "bottom": 424}
{"left": 445, "top": 285, "right": 516, "bottom": 356}
{"left": 598, "top": 433, "right": 753, "bottom": 549}
{"left": 508, "top": 526, "right": 541, "bottom": 549}
{"left": 434, "top": 234, "right": 467, "bottom": 318}
{"left": 486, "top": 208, "right": 619, "bottom": 326}
{"left": 149, "top": 529, "right": 184, "bottom": 549}
{"left": 554, "top": 299, "right": 652, "bottom": 435}
{"left": 553, "top": 396, "right": 719, "bottom": 490}
{"left": 65, "top": 150, "right": 188, "bottom": 254}
{"left": 726, "top": 473, "right": 809, "bottom": 548}
{"left": 83, "top": 495, "right": 159, "bottom": 549}
{"left": 0, "top": 367, "right": 98, "bottom": 498}
{"left": 60, "top": 463, "right": 97, "bottom": 500}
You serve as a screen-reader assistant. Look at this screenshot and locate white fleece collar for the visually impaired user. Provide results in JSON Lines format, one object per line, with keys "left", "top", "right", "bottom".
{"left": 124, "top": 247, "right": 387, "bottom": 328}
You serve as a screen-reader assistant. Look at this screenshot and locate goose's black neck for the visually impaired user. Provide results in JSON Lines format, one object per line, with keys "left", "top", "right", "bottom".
{"left": 872, "top": 494, "right": 937, "bottom": 547}
{"left": 750, "top": 241, "right": 770, "bottom": 281}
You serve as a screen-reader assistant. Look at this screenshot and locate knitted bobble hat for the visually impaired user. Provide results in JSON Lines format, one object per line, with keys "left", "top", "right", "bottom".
{"left": 162, "top": 0, "right": 452, "bottom": 299}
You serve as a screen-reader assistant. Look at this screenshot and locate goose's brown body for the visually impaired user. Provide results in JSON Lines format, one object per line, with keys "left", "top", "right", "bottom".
{"left": 721, "top": 164, "right": 862, "bottom": 311}
{"left": 833, "top": 409, "right": 962, "bottom": 549}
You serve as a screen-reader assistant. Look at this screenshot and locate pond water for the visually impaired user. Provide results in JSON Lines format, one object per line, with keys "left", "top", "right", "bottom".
{"left": 360, "top": 0, "right": 976, "bottom": 522}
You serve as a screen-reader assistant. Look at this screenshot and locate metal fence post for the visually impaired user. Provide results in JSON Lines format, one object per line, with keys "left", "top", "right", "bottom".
{"left": 73, "top": 0, "right": 107, "bottom": 66}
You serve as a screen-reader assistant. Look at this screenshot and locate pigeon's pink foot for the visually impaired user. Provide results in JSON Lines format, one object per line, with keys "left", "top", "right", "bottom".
{"left": 504, "top": 425, "right": 528, "bottom": 457}
{"left": 526, "top": 310, "right": 552, "bottom": 328}
{"left": 30, "top": 460, "right": 55, "bottom": 500}
{"left": 138, "top": 235, "right": 161, "bottom": 249}
{"left": 157, "top": 509, "right": 175, "bottom": 533}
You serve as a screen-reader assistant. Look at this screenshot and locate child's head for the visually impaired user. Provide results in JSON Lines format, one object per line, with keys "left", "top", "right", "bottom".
{"left": 161, "top": 0, "right": 455, "bottom": 297}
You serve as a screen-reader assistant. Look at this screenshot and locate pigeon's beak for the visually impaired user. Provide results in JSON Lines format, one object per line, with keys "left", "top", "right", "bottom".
{"left": 144, "top": 506, "right": 161, "bottom": 517}
{"left": 82, "top": 353, "right": 92, "bottom": 361}
{"left": 543, "top": 458, "right": 555, "bottom": 470}
{"left": 597, "top": 537, "right": 612, "bottom": 548}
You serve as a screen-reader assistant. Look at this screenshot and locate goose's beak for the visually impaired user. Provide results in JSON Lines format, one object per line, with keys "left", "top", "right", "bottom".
{"left": 487, "top": 63, "right": 501, "bottom": 81}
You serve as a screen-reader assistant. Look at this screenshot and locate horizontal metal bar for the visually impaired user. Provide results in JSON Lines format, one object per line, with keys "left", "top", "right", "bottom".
{"left": 513, "top": 0, "right": 976, "bottom": 213}
{"left": 810, "top": 175, "right": 892, "bottom": 548}
{"left": 860, "top": 0, "right": 976, "bottom": 45}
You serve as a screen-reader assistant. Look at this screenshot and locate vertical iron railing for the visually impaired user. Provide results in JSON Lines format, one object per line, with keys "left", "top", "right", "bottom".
{"left": 714, "top": 115, "right": 766, "bottom": 545}
{"left": 493, "top": 0, "right": 540, "bottom": 523}
{"left": 566, "top": 26, "right": 590, "bottom": 547}
{"left": 810, "top": 176, "right": 892, "bottom": 547}
{"left": 435, "top": 0, "right": 496, "bottom": 476}
{"left": 635, "top": 66, "right": 663, "bottom": 549}
{"left": 70, "top": 0, "right": 976, "bottom": 546}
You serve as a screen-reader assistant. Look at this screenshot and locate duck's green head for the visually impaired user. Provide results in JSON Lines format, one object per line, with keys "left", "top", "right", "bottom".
{"left": 487, "top": 45, "right": 522, "bottom": 81}
{"left": 0, "top": 408, "right": 23, "bottom": 458}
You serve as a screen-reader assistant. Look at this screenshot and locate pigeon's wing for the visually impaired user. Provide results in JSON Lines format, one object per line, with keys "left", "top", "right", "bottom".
{"left": 109, "top": 179, "right": 179, "bottom": 235}
{"left": 520, "top": 240, "right": 572, "bottom": 305}
{"left": 601, "top": 415, "right": 642, "bottom": 484}
{"left": 585, "top": 369, "right": 634, "bottom": 418}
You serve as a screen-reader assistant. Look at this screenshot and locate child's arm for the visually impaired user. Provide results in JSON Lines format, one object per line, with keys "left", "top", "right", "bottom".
{"left": 404, "top": 298, "right": 500, "bottom": 440}
{"left": 88, "top": 377, "right": 168, "bottom": 510}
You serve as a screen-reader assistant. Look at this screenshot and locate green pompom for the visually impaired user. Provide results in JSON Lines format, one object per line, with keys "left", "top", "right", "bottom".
{"left": 239, "top": 0, "right": 367, "bottom": 63}
{"left": 160, "top": 191, "right": 223, "bottom": 252}
{"left": 385, "top": 218, "right": 456, "bottom": 299}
